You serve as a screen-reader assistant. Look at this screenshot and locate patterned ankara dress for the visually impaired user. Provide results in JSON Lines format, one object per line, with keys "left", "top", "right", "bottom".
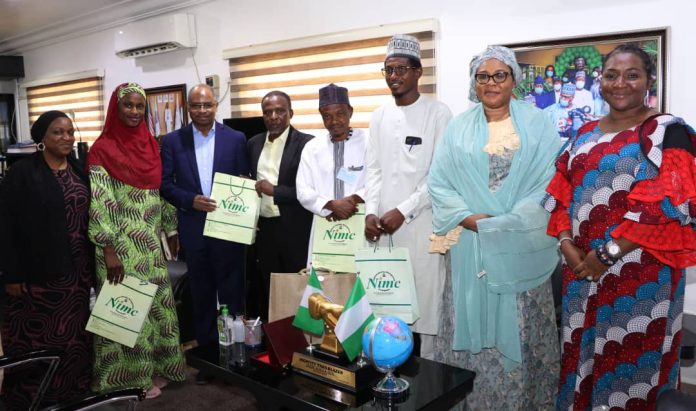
{"left": 2, "top": 167, "right": 92, "bottom": 409}
{"left": 88, "top": 165, "right": 186, "bottom": 392}
{"left": 543, "top": 115, "right": 696, "bottom": 411}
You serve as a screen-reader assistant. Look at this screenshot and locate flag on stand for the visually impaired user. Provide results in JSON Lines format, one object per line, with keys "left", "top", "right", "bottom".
{"left": 292, "top": 267, "right": 325, "bottom": 335}
{"left": 335, "top": 277, "right": 375, "bottom": 361}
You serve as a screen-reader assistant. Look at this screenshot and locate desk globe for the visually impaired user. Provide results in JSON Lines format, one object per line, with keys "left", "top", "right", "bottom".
{"left": 361, "top": 316, "right": 413, "bottom": 396}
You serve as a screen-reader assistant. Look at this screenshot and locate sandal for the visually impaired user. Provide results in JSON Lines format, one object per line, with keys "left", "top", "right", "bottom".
{"left": 153, "top": 376, "right": 169, "bottom": 389}
{"left": 145, "top": 385, "right": 161, "bottom": 399}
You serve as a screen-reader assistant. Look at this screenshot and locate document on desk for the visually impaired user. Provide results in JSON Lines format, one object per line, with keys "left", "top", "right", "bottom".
{"left": 311, "top": 204, "right": 365, "bottom": 273}
{"left": 204, "top": 173, "right": 261, "bottom": 245}
{"left": 86, "top": 275, "right": 158, "bottom": 348}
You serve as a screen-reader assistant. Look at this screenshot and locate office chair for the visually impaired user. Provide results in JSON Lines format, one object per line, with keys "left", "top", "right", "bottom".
{"left": 0, "top": 349, "right": 61, "bottom": 411}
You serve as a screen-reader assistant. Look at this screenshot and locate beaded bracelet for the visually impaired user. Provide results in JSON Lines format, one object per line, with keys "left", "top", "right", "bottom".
{"left": 594, "top": 244, "right": 616, "bottom": 266}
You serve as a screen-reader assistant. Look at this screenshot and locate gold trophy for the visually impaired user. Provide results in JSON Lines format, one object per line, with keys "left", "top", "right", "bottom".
{"left": 290, "top": 293, "right": 376, "bottom": 392}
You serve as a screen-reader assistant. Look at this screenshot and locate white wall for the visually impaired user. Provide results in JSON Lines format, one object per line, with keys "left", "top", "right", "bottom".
{"left": 15, "top": 0, "right": 696, "bottom": 139}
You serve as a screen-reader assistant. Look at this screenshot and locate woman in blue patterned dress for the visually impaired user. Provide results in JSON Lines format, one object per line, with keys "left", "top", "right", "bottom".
{"left": 544, "top": 44, "right": 696, "bottom": 410}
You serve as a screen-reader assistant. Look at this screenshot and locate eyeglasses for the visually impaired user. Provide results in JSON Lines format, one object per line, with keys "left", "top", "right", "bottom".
{"left": 189, "top": 103, "right": 216, "bottom": 111}
{"left": 474, "top": 72, "right": 512, "bottom": 84}
{"left": 381, "top": 66, "right": 417, "bottom": 77}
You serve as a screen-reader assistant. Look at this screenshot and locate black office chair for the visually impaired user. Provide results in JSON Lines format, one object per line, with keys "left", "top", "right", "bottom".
{"left": 43, "top": 388, "right": 146, "bottom": 411}
{"left": 0, "top": 349, "right": 61, "bottom": 411}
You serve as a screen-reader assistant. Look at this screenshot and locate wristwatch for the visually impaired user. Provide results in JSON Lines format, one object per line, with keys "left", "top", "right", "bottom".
{"left": 605, "top": 240, "right": 622, "bottom": 261}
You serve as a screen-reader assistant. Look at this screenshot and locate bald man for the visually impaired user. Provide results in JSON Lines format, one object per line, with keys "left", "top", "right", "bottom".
{"left": 160, "top": 85, "right": 248, "bottom": 370}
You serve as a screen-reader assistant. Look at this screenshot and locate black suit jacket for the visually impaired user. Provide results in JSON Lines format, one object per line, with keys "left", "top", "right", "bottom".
{"left": 247, "top": 126, "right": 314, "bottom": 230}
{"left": 0, "top": 152, "right": 92, "bottom": 284}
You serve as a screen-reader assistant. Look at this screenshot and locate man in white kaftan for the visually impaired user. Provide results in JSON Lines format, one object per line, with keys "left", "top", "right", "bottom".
{"left": 365, "top": 34, "right": 452, "bottom": 359}
{"left": 297, "top": 84, "right": 368, "bottom": 267}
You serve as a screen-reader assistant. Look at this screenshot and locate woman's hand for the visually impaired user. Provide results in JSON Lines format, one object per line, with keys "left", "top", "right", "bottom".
{"left": 103, "top": 245, "right": 125, "bottom": 285}
{"left": 573, "top": 249, "right": 608, "bottom": 282}
{"left": 459, "top": 214, "right": 493, "bottom": 232}
{"left": 560, "top": 240, "right": 586, "bottom": 272}
{"left": 5, "top": 283, "right": 27, "bottom": 297}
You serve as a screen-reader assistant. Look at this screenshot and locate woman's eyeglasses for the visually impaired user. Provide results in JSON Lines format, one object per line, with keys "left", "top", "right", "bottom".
{"left": 474, "top": 72, "right": 511, "bottom": 84}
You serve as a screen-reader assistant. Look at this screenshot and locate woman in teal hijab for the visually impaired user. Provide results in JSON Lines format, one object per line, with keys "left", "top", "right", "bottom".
{"left": 428, "top": 46, "right": 561, "bottom": 410}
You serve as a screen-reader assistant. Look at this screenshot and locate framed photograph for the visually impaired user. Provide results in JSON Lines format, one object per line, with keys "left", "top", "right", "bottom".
{"left": 144, "top": 84, "right": 188, "bottom": 140}
{"left": 503, "top": 28, "right": 667, "bottom": 139}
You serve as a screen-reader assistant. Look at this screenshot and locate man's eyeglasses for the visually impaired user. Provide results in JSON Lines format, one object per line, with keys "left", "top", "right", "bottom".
{"left": 381, "top": 66, "right": 417, "bottom": 77}
{"left": 474, "top": 72, "right": 512, "bottom": 85}
{"left": 189, "top": 103, "right": 216, "bottom": 111}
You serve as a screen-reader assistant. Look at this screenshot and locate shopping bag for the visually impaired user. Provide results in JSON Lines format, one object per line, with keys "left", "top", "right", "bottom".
{"left": 311, "top": 204, "right": 365, "bottom": 273}
{"left": 204, "top": 173, "right": 260, "bottom": 245}
{"left": 86, "top": 275, "right": 158, "bottom": 348}
{"left": 268, "top": 270, "right": 357, "bottom": 323}
{"left": 354, "top": 245, "right": 420, "bottom": 324}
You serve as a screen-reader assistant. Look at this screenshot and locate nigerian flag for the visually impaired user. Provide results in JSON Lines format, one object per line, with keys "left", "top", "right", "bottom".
{"left": 335, "top": 277, "right": 374, "bottom": 361}
{"left": 292, "top": 267, "right": 324, "bottom": 335}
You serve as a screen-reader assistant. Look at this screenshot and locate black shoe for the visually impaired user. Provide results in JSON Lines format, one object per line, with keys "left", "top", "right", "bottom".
{"left": 195, "top": 371, "right": 213, "bottom": 385}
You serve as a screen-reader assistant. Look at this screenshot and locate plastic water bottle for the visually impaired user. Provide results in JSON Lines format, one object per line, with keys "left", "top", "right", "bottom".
{"left": 217, "top": 305, "right": 233, "bottom": 346}
{"left": 233, "top": 314, "right": 245, "bottom": 343}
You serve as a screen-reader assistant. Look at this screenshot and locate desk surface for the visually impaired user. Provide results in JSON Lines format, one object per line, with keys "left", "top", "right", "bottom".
{"left": 187, "top": 343, "right": 475, "bottom": 411}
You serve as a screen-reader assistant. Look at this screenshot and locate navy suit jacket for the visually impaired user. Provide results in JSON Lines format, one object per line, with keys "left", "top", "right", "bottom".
{"left": 160, "top": 122, "right": 249, "bottom": 251}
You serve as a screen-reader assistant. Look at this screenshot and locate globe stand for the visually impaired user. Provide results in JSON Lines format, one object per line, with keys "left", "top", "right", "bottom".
{"left": 372, "top": 370, "right": 409, "bottom": 398}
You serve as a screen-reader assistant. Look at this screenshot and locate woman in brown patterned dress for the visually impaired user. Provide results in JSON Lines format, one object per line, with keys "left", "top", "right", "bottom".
{"left": 0, "top": 111, "right": 93, "bottom": 409}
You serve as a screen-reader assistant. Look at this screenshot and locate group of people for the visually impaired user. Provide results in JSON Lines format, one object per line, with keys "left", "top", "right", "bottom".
{"left": 527, "top": 56, "right": 608, "bottom": 140}
{"left": 1, "top": 31, "right": 694, "bottom": 411}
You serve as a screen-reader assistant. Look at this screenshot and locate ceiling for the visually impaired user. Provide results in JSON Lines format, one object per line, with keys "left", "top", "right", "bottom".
{"left": 0, "top": 0, "right": 209, "bottom": 54}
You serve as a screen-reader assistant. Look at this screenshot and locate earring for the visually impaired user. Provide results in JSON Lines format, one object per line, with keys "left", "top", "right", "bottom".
{"left": 37, "top": 142, "right": 45, "bottom": 151}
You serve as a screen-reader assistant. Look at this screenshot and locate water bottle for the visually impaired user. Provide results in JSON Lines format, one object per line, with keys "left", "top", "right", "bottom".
{"left": 217, "top": 305, "right": 233, "bottom": 346}
{"left": 233, "top": 314, "right": 245, "bottom": 343}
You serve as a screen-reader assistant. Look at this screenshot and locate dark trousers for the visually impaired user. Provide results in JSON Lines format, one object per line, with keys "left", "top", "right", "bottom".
{"left": 252, "top": 216, "right": 309, "bottom": 321}
{"left": 184, "top": 236, "right": 245, "bottom": 346}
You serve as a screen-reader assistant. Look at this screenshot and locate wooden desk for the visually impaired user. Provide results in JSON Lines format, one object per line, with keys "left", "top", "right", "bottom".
{"left": 187, "top": 343, "right": 475, "bottom": 411}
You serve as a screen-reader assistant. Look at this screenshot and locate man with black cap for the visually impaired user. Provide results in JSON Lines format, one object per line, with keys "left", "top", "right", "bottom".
{"left": 296, "top": 84, "right": 367, "bottom": 266}
{"left": 365, "top": 34, "right": 452, "bottom": 359}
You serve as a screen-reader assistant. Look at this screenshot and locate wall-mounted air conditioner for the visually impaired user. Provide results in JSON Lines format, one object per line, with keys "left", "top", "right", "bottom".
{"left": 115, "top": 13, "right": 196, "bottom": 58}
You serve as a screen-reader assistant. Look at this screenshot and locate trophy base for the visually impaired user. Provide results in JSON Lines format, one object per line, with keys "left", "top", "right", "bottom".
{"left": 372, "top": 371, "right": 410, "bottom": 399}
{"left": 291, "top": 346, "right": 378, "bottom": 392}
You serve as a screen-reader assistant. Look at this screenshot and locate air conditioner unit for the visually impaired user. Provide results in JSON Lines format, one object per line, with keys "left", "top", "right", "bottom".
{"left": 115, "top": 13, "right": 196, "bottom": 58}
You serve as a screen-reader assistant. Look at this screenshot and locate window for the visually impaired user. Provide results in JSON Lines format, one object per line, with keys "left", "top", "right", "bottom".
{"left": 27, "top": 76, "right": 104, "bottom": 143}
{"left": 226, "top": 21, "right": 437, "bottom": 137}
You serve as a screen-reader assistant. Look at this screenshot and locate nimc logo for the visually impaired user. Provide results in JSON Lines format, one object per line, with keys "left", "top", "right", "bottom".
{"left": 367, "top": 271, "right": 401, "bottom": 292}
{"left": 220, "top": 196, "right": 249, "bottom": 214}
{"left": 106, "top": 296, "right": 139, "bottom": 318}
{"left": 323, "top": 223, "right": 356, "bottom": 243}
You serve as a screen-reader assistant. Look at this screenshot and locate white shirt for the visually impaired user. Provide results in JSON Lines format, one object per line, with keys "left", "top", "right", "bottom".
{"left": 296, "top": 128, "right": 368, "bottom": 216}
{"left": 573, "top": 88, "right": 595, "bottom": 116}
{"left": 193, "top": 123, "right": 216, "bottom": 197}
{"left": 366, "top": 95, "right": 452, "bottom": 337}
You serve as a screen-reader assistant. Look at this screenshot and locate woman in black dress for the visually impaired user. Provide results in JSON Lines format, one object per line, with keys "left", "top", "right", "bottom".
{"left": 0, "top": 111, "right": 93, "bottom": 409}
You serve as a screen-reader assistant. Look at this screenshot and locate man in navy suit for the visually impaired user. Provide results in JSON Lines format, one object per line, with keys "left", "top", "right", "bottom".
{"left": 160, "top": 84, "right": 248, "bottom": 361}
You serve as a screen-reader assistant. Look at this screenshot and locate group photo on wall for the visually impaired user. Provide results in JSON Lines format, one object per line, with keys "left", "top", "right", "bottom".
{"left": 505, "top": 29, "right": 666, "bottom": 140}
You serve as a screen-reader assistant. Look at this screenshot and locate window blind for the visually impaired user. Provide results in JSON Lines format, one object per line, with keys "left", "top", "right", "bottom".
{"left": 27, "top": 76, "right": 104, "bottom": 143}
{"left": 228, "top": 31, "right": 435, "bottom": 136}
